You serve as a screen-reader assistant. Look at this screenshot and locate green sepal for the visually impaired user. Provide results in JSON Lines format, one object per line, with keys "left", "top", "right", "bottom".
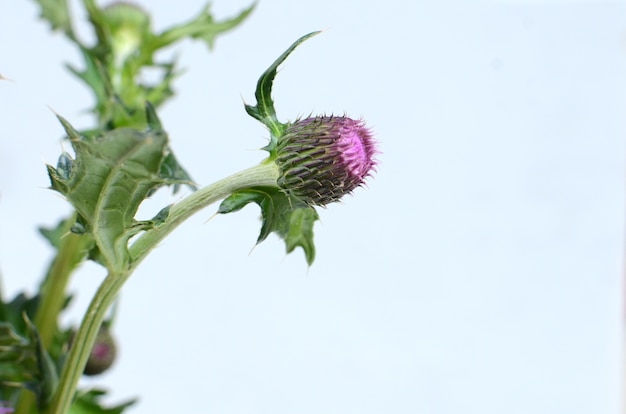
{"left": 46, "top": 108, "right": 188, "bottom": 272}
{"left": 218, "top": 187, "right": 318, "bottom": 265}
{"left": 0, "top": 315, "right": 58, "bottom": 409}
{"left": 244, "top": 31, "right": 321, "bottom": 146}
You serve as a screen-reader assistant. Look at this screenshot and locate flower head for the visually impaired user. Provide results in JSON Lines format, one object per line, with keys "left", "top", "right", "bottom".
{"left": 275, "top": 116, "right": 377, "bottom": 206}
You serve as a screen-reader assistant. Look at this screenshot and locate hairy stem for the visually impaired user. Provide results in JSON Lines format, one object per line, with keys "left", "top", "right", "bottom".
{"left": 44, "top": 162, "right": 279, "bottom": 414}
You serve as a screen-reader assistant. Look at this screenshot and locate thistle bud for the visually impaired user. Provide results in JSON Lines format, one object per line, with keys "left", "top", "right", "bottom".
{"left": 83, "top": 326, "right": 117, "bottom": 376}
{"left": 275, "top": 116, "right": 377, "bottom": 206}
{"left": 0, "top": 402, "right": 13, "bottom": 414}
{"left": 101, "top": 2, "right": 151, "bottom": 67}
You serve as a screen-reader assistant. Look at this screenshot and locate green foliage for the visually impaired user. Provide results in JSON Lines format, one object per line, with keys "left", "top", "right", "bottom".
{"left": 2, "top": 0, "right": 352, "bottom": 412}
{"left": 39, "top": 216, "right": 90, "bottom": 252}
{"left": 33, "top": 0, "right": 254, "bottom": 131}
{"left": 0, "top": 316, "right": 58, "bottom": 409}
{"left": 0, "top": 292, "right": 72, "bottom": 365}
{"left": 245, "top": 31, "right": 320, "bottom": 149}
{"left": 46, "top": 106, "right": 190, "bottom": 272}
{"left": 155, "top": 3, "right": 255, "bottom": 50}
{"left": 218, "top": 187, "right": 318, "bottom": 265}
{"left": 219, "top": 32, "right": 323, "bottom": 265}
{"left": 69, "top": 389, "right": 135, "bottom": 414}
{"left": 0, "top": 294, "right": 40, "bottom": 336}
{"left": 32, "top": 0, "right": 72, "bottom": 35}
{"left": 0, "top": 291, "right": 124, "bottom": 413}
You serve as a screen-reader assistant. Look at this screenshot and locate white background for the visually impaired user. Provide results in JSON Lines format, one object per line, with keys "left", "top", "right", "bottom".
{"left": 1, "top": 0, "right": 625, "bottom": 413}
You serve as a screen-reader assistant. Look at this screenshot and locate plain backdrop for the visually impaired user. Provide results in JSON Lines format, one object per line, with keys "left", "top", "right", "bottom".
{"left": 1, "top": 0, "right": 625, "bottom": 413}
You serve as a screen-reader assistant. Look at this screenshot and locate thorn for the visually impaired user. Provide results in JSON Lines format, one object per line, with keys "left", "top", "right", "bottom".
{"left": 47, "top": 106, "right": 81, "bottom": 141}
{"left": 204, "top": 211, "right": 219, "bottom": 224}
{"left": 46, "top": 105, "right": 59, "bottom": 115}
{"left": 0, "top": 74, "right": 15, "bottom": 82}
{"left": 248, "top": 243, "right": 258, "bottom": 256}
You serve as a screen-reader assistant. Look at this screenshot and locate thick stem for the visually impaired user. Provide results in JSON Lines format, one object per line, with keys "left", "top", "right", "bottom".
{"left": 44, "top": 162, "right": 279, "bottom": 414}
{"left": 44, "top": 271, "right": 123, "bottom": 414}
{"left": 129, "top": 162, "right": 279, "bottom": 268}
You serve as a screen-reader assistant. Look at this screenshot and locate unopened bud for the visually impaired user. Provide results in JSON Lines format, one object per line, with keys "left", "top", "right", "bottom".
{"left": 275, "top": 116, "right": 377, "bottom": 206}
{"left": 83, "top": 326, "right": 117, "bottom": 376}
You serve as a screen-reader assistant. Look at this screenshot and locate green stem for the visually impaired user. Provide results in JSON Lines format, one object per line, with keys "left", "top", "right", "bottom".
{"left": 45, "top": 162, "right": 279, "bottom": 414}
{"left": 35, "top": 225, "right": 88, "bottom": 349}
{"left": 14, "top": 218, "right": 88, "bottom": 414}
{"left": 129, "top": 162, "right": 279, "bottom": 268}
{"left": 45, "top": 270, "right": 123, "bottom": 414}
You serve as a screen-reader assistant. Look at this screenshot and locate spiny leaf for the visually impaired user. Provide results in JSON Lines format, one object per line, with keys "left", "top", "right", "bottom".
{"left": 244, "top": 31, "right": 321, "bottom": 142}
{"left": 0, "top": 322, "right": 36, "bottom": 400}
{"left": 31, "top": 0, "right": 73, "bottom": 36}
{"left": 65, "top": 47, "right": 110, "bottom": 125}
{"left": 39, "top": 219, "right": 70, "bottom": 250}
{"left": 144, "top": 60, "right": 180, "bottom": 109}
{"left": 46, "top": 109, "right": 188, "bottom": 272}
{"left": 159, "top": 152, "right": 197, "bottom": 193}
{"left": 0, "top": 316, "right": 58, "bottom": 408}
{"left": 218, "top": 187, "right": 318, "bottom": 265}
{"left": 24, "top": 316, "right": 58, "bottom": 407}
{"left": 3, "top": 294, "right": 40, "bottom": 334}
{"left": 154, "top": 3, "right": 255, "bottom": 50}
{"left": 284, "top": 208, "right": 317, "bottom": 261}
{"left": 1, "top": 292, "right": 72, "bottom": 364}
{"left": 69, "top": 389, "right": 136, "bottom": 414}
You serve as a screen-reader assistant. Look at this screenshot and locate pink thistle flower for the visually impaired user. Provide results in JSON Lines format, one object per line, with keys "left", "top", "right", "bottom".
{"left": 275, "top": 116, "right": 378, "bottom": 206}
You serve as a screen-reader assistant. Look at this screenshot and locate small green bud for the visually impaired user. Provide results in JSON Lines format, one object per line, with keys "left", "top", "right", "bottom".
{"left": 101, "top": 2, "right": 151, "bottom": 67}
{"left": 275, "top": 116, "right": 378, "bottom": 206}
